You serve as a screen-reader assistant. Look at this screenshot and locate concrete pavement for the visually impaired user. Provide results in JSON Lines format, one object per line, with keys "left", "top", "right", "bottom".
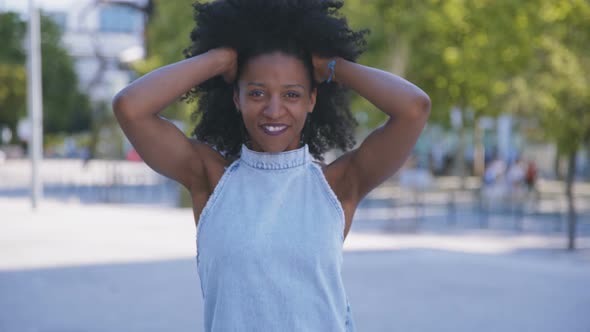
{"left": 1, "top": 198, "right": 590, "bottom": 331}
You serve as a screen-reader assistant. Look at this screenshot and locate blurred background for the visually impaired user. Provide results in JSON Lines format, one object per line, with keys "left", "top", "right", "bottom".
{"left": 0, "top": 1, "right": 589, "bottom": 331}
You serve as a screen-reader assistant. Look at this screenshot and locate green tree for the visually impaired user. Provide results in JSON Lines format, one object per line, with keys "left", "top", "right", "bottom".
{"left": 131, "top": 0, "right": 194, "bottom": 124}
{"left": 345, "top": 0, "right": 540, "bottom": 177}
{"left": 40, "top": 14, "right": 91, "bottom": 134}
{"left": 347, "top": 0, "right": 590, "bottom": 249}
{"left": 510, "top": 0, "right": 590, "bottom": 250}
{"left": 0, "top": 12, "right": 27, "bottom": 143}
{"left": 0, "top": 12, "right": 91, "bottom": 144}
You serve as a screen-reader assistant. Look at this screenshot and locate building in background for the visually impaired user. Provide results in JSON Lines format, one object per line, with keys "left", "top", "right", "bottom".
{"left": 1, "top": 0, "right": 149, "bottom": 105}
{"left": 1, "top": 0, "right": 151, "bottom": 158}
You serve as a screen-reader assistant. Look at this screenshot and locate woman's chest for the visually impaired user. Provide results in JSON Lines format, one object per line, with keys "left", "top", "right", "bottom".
{"left": 196, "top": 166, "right": 345, "bottom": 266}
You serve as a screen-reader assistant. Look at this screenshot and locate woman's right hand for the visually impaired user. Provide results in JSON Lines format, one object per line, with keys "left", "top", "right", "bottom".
{"left": 209, "top": 47, "right": 238, "bottom": 83}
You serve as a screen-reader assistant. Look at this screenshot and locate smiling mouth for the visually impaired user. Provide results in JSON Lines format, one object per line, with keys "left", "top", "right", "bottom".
{"left": 260, "top": 124, "right": 289, "bottom": 136}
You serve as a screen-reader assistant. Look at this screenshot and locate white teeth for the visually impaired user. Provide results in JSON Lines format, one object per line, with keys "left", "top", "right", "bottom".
{"left": 264, "top": 125, "right": 286, "bottom": 132}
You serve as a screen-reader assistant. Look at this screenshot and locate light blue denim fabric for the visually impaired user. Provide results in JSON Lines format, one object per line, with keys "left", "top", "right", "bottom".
{"left": 196, "top": 144, "right": 355, "bottom": 332}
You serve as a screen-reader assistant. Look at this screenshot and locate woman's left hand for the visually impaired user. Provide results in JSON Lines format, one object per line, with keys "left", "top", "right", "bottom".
{"left": 312, "top": 55, "right": 339, "bottom": 83}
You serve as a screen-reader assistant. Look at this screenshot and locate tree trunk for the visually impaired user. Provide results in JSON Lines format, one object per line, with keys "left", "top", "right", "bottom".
{"left": 554, "top": 150, "right": 562, "bottom": 180}
{"left": 456, "top": 122, "right": 467, "bottom": 189}
{"left": 473, "top": 123, "right": 485, "bottom": 177}
{"left": 565, "top": 151, "right": 577, "bottom": 250}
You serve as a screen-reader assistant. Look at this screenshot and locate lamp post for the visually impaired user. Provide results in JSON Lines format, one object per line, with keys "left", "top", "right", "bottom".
{"left": 27, "top": 0, "right": 43, "bottom": 209}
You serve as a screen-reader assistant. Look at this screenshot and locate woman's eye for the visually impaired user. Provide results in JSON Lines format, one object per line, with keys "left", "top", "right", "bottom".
{"left": 285, "top": 92, "right": 301, "bottom": 99}
{"left": 248, "top": 90, "right": 264, "bottom": 97}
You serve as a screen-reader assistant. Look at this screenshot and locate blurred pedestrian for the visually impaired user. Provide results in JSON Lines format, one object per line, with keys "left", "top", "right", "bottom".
{"left": 484, "top": 158, "right": 506, "bottom": 186}
{"left": 525, "top": 160, "right": 538, "bottom": 191}
{"left": 507, "top": 157, "right": 526, "bottom": 188}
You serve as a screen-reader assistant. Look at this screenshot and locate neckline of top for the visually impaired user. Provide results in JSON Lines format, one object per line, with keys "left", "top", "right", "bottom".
{"left": 240, "top": 144, "right": 311, "bottom": 170}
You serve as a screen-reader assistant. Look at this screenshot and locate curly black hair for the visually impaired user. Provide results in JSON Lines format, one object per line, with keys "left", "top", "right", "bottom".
{"left": 183, "top": 0, "right": 368, "bottom": 160}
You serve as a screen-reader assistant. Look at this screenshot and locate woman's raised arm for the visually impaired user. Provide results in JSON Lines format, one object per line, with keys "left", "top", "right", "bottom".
{"left": 314, "top": 57, "right": 431, "bottom": 203}
{"left": 112, "top": 48, "right": 236, "bottom": 190}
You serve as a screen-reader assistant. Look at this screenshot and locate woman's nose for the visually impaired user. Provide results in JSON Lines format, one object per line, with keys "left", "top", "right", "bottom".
{"left": 263, "top": 95, "right": 283, "bottom": 118}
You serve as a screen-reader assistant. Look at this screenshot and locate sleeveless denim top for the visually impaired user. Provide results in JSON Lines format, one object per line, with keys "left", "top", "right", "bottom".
{"left": 196, "top": 144, "right": 355, "bottom": 331}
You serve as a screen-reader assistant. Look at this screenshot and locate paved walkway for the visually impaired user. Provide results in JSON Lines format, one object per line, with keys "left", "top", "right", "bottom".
{"left": 1, "top": 198, "right": 590, "bottom": 331}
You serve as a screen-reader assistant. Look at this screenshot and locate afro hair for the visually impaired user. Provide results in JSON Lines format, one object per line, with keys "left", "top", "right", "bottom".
{"left": 183, "top": 0, "right": 368, "bottom": 160}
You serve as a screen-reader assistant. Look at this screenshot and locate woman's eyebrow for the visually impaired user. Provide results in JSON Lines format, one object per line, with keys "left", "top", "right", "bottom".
{"left": 246, "top": 82, "right": 305, "bottom": 90}
{"left": 283, "top": 84, "right": 305, "bottom": 90}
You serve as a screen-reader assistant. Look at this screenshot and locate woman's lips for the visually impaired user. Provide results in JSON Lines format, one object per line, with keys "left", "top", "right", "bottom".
{"left": 260, "top": 124, "right": 289, "bottom": 136}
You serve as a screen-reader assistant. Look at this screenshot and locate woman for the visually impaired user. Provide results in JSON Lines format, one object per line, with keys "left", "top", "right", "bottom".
{"left": 113, "top": 0, "right": 430, "bottom": 331}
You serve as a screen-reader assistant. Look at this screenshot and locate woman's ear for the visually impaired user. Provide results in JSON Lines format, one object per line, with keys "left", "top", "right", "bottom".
{"left": 233, "top": 86, "right": 240, "bottom": 112}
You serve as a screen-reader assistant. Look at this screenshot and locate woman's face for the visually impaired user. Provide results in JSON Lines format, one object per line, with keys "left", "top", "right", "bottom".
{"left": 233, "top": 52, "right": 317, "bottom": 153}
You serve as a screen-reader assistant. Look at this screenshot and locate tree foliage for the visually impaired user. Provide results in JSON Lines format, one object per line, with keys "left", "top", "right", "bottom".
{"left": 523, "top": 1, "right": 590, "bottom": 155}
{"left": 0, "top": 12, "right": 91, "bottom": 143}
{"left": 39, "top": 14, "right": 92, "bottom": 134}
{"left": 135, "top": 0, "right": 590, "bottom": 155}
{"left": 344, "top": 0, "right": 589, "bottom": 152}
{"left": 345, "top": 0, "right": 540, "bottom": 127}
{"left": 343, "top": 0, "right": 589, "bottom": 249}
{"left": 0, "top": 12, "right": 27, "bottom": 142}
{"left": 131, "top": 0, "right": 194, "bottom": 123}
